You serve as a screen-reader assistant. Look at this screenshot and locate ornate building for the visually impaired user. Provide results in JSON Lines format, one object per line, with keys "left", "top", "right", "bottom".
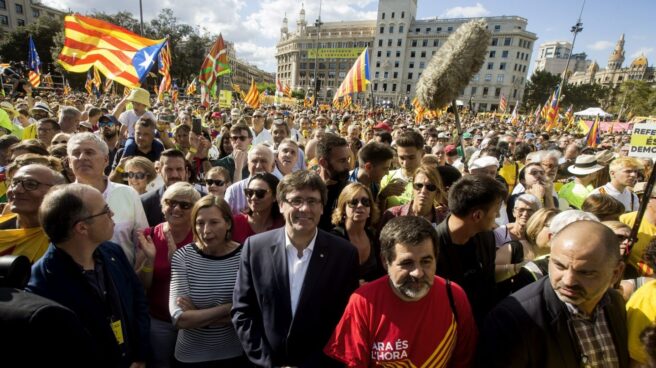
{"left": 568, "top": 34, "right": 655, "bottom": 87}
{"left": 0, "top": 0, "right": 65, "bottom": 32}
{"left": 275, "top": 0, "right": 537, "bottom": 111}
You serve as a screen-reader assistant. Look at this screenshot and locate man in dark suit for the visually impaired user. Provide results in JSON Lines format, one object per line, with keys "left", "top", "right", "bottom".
{"left": 141, "top": 149, "right": 189, "bottom": 226}
{"left": 475, "top": 220, "right": 629, "bottom": 368}
{"left": 232, "top": 170, "right": 360, "bottom": 367}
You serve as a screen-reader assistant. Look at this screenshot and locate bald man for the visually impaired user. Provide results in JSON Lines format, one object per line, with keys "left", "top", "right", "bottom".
{"left": 475, "top": 221, "right": 629, "bottom": 368}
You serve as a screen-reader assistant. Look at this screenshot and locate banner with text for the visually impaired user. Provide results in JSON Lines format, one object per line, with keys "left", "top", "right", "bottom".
{"left": 308, "top": 48, "right": 366, "bottom": 59}
{"left": 629, "top": 123, "right": 656, "bottom": 158}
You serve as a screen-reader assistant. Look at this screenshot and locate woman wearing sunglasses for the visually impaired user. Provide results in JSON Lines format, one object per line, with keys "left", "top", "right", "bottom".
{"left": 330, "top": 183, "right": 385, "bottom": 283}
{"left": 379, "top": 164, "right": 449, "bottom": 231}
{"left": 231, "top": 172, "right": 284, "bottom": 244}
{"left": 135, "top": 182, "right": 201, "bottom": 368}
{"left": 112, "top": 156, "right": 158, "bottom": 195}
{"left": 204, "top": 166, "right": 231, "bottom": 199}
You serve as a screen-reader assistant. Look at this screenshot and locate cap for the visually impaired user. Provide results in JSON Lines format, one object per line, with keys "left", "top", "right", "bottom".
{"left": 79, "top": 121, "right": 93, "bottom": 130}
{"left": 211, "top": 111, "right": 222, "bottom": 119}
{"left": 98, "top": 114, "right": 119, "bottom": 125}
{"left": 444, "top": 144, "right": 458, "bottom": 156}
{"left": 462, "top": 132, "right": 472, "bottom": 139}
{"left": 470, "top": 156, "right": 500, "bottom": 170}
{"left": 230, "top": 108, "right": 241, "bottom": 117}
{"left": 373, "top": 122, "right": 392, "bottom": 132}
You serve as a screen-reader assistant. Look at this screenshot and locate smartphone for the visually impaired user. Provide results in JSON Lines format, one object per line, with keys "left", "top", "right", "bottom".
{"left": 192, "top": 117, "right": 202, "bottom": 135}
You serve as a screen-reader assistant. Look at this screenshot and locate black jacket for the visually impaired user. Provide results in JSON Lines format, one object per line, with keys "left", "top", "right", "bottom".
{"left": 475, "top": 277, "right": 629, "bottom": 368}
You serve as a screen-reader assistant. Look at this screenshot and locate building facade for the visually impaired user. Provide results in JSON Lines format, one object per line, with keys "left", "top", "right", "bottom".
{"left": 275, "top": 0, "right": 537, "bottom": 111}
{"left": 0, "top": 0, "right": 65, "bottom": 32}
{"left": 568, "top": 34, "right": 655, "bottom": 87}
{"left": 534, "top": 40, "right": 590, "bottom": 76}
{"left": 216, "top": 41, "right": 275, "bottom": 93}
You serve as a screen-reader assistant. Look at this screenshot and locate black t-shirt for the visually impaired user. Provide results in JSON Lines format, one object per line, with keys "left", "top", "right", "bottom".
{"left": 318, "top": 180, "right": 348, "bottom": 231}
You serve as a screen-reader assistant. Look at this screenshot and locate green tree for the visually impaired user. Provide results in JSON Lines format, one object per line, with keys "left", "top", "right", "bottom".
{"left": 523, "top": 70, "right": 561, "bottom": 109}
{"left": 608, "top": 80, "right": 655, "bottom": 118}
{"left": 560, "top": 83, "right": 611, "bottom": 111}
{"left": 0, "top": 15, "right": 63, "bottom": 73}
{"left": 291, "top": 89, "right": 305, "bottom": 99}
{"left": 257, "top": 82, "right": 275, "bottom": 94}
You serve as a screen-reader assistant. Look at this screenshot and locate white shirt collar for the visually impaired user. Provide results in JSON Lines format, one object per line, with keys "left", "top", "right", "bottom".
{"left": 284, "top": 228, "right": 318, "bottom": 256}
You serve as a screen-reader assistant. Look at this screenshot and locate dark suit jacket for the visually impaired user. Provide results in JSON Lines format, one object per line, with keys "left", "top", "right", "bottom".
{"left": 232, "top": 227, "right": 360, "bottom": 368}
{"left": 141, "top": 186, "right": 166, "bottom": 227}
{"left": 475, "top": 277, "right": 629, "bottom": 368}
{"left": 27, "top": 242, "right": 151, "bottom": 367}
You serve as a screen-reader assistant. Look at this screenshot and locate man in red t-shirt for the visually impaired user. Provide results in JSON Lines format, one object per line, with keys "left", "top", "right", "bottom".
{"left": 325, "top": 216, "right": 478, "bottom": 367}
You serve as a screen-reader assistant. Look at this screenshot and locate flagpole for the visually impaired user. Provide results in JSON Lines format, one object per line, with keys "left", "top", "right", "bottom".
{"left": 139, "top": 0, "right": 144, "bottom": 36}
{"left": 312, "top": 0, "right": 323, "bottom": 107}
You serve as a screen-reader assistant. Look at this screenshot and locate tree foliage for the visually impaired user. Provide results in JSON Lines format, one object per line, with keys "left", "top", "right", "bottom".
{"left": 606, "top": 80, "right": 656, "bottom": 118}
{"left": 523, "top": 70, "right": 560, "bottom": 110}
{"left": 0, "top": 15, "right": 63, "bottom": 73}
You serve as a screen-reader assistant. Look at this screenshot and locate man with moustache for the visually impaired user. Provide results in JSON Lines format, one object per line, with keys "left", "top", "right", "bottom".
{"left": 316, "top": 133, "right": 351, "bottom": 230}
{"left": 475, "top": 221, "right": 629, "bottom": 368}
{"left": 325, "top": 216, "right": 477, "bottom": 367}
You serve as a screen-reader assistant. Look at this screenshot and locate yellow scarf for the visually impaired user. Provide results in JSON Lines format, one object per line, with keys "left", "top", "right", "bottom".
{"left": 0, "top": 213, "right": 50, "bottom": 263}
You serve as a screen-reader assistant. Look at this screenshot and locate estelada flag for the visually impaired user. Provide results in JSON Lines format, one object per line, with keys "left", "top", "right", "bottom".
{"left": 58, "top": 14, "right": 166, "bottom": 88}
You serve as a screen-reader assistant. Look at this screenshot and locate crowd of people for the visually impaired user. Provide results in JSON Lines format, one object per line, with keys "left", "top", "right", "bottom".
{"left": 1, "top": 81, "right": 656, "bottom": 368}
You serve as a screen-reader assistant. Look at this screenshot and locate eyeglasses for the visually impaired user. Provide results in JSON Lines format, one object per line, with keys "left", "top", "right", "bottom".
{"left": 514, "top": 207, "right": 534, "bottom": 214}
{"left": 52, "top": 140, "right": 68, "bottom": 145}
{"left": 285, "top": 197, "right": 322, "bottom": 208}
{"left": 164, "top": 198, "right": 193, "bottom": 210}
{"left": 347, "top": 197, "right": 371, "bottom": 208}
{"left": 123, "top": 171, "right": 147, "bottom": 180}
{"left": 77, "top": 205, "right": 112, "bottom": 223}
{"left": 9, "top": 178, "right": 53, "bottom": 192}
{"left": 245, "top": 188, "right": 271, "bottom": 199}
{"left": 412, "top": 182, "right": 438, "bottom": 192}
{"left": 206, "top": 179, "right": 226, "bottom": 187}
{"left": 230, "top": 135, "right": 249, "bottom": 141}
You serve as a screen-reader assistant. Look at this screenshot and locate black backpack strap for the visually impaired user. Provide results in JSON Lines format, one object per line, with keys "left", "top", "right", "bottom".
{"left": 446, "top": 279, "right": 458, "bottom": 323}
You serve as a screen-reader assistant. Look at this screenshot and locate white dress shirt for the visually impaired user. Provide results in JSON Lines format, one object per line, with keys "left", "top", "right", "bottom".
{"left": 224, "top": 178, "right": 248, "bottom": 215}
{"left": 285, "top": 229, "right": 318, "bottom": 317}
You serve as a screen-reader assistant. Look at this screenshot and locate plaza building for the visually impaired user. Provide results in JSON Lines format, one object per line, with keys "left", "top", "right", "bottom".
{"left": 217, "top": 40, "right": 275, "bottom": 93}
{"left": 275, "top": 0, "right": 537, "bottom": 112}
{"left": 533, "top": 40, "right": 590, "bottom": 77}
{"left": 568, "top": 34, "right": 655, "bottom": 87}
{"left": 0, "top": 0, "right": 64, "bottom": 32}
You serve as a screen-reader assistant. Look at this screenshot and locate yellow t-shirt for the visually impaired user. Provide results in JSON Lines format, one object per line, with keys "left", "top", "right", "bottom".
{"left": 620, "top": 211, "right": 656, "bottom": 272}
{"left": 626, "top": 280, "right": 656, "bottom": 364}
{"left": 498, "top": 161, "right": 523, "bottom": 194}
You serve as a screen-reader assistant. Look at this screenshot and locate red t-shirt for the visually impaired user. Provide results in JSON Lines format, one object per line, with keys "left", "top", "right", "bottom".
{"left": 144, "top": 224, "right": 193, "bottom": 321}
{"left": 231, "top": 213, "right": 285, "bottom": 244}
{"left": 325, "top": 276, "right": 478, "bottom": 367}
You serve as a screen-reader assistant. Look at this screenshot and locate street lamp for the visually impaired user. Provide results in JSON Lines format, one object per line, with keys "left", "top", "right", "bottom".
{"left": 313, "top": 0, "right": 323, "bottom": 107}
{"left": 560, "top": 0, "right": 586, "bottom": 88}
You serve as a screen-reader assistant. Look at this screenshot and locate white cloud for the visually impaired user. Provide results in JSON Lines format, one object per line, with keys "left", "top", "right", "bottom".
{"left": 588, "top": 40, "right": 614, "bottom": 51}
{"left": 631, "top": 47, "right": 654, "bottom": 58}
{"left": 441, "top": 3, "right": 490, "bottom": 18}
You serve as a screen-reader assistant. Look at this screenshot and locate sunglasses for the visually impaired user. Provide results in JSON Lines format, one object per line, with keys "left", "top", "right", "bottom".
{"left": 206, "top": 179, "right": 226, "bottom": 187}
{"left": 413, "top": 182, "right": 438, "bottom": 192}
{"left": 164, "top": 198, "right": 193, "bottom": 210}
{"left": 52, "top": 140, "right": 68, "bottom": 145}
{"left": 230, "top": 135, "right": 249, "bottom": 141}
{"left": 347, "top": 197, "right": 371, "bottom": 208}
{"left": 245, "top": 188, "right": 271, "bottom": 199}
{"left": 98, "top": 121, "right": 115, "bottom": 127}
{"left": 123, "top": 171, "right": 147, "bottom": 180}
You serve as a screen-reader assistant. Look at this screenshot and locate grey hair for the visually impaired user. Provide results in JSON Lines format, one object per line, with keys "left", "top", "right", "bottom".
{"left": 248, "top": 143, "right": 274, "bottom": 163}
{"left": 549, "top": 210, "right": 599, "bottom": 236}
{"left": 59, "top": 106, "right": 81, "bottom": 120}
{"left": 67, "top": 132, "right": 109, "bottom": 157}
{"left": 531, "top": 150, "right": 562, "bottom": 164}
{"left": 515, "top": 193, "right": 542, "bottom": 211}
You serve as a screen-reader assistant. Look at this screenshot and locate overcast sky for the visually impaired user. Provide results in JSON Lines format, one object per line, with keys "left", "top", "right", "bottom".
{"left": 43, "top": 0, "right": 655, "bottom": 74}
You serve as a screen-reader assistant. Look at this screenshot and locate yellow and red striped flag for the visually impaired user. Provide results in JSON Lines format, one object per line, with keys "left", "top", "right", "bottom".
{"left": 158, "top": 42, "right": 171, "bottom": 100}
{"left": 92, "top": 66, "right": 102, "bottom": 89}
{"left": 57, "top": 14, "right": 166, "bottom": 88}
{"left": 42, "top": 73, "right": 54, "bottom": 87}
{"left": 243, "top": 79, "right": 261, "bottom": 108}
{"left": 104, "top": 78, "right": 114, "bottom": 94}
{"left": 28, "top": 70, "right": 40, "bottom": 88}
{"left": 283, "top": 83, "right": 292, "bottom": 98}
{"left": 585, "top": 116, "right": 601, "bottom": 148}
{"left": 63, "top": 79, "right": 71, "bottom": 95}
{"left": 186, "top": 77, "right": 197, "bottom": 95}
{"left": 333, "top": 47, "right": 369, "bottom": 101}
{"left": 499, "top": 94, "right": 507, "bottom": 113}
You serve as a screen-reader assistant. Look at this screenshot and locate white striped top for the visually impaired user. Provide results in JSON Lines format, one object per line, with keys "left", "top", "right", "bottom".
{"left": 169, "top": 243, "right": 243, "bottom": 363}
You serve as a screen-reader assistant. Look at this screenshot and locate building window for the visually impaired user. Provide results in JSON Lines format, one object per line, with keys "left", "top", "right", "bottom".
{"left": 387, "top": 39, "right": 392, "bottom": 47}
{"left": 32, "top": 8, "right": 40, "bottom": 17}
{"left": 395, "top": 51, "right": 400, "bottom": 57}
{"left": 422, "top": 40, "right": 428, "bottom": 47}
{"left": 489, "top": 50, "right": 496, "bottom": 58}
{"left": 379, "top": 26, "right": 384, "bottom": 34}
{"left": 504, "top": 37, "right": 512, "bottom": 46}
{"left": 419, "top": 62, "right": 425, "bottom": 68}
{"left": 381, "top": 13, "right": 385, "bottom": 20}
{"left": 410, "top": 51, "right": 415, "bottom": 58}
{"left": 386, "top": 50, "right": 391, "bottom": 57}
{"left": 377, "top": 51, "right": 382, "bottom": 57}
{"left": 0, "top": 15, "right": 7, "bottom": 25}
{"left": 397, "top": 39, "right": 402, "bottom": 46}
{"left": 17, "top": 18, "right": 25, "bottom": 26}
{"left": 487, "top": 62, "right": 494, "bottom": 70}
{"left": 494, "top": 25, "right": 501, "bottom": 32}
{"left": 394, "top": 61, "right": 399, "bottom": 68}
{"left": 375, "top": 62, "right": 380, "bottom": 68}
{"left": 411, "top": 40, "right": 417, "bottom": 47}
{"left": 472, "top": 74, "right": 480, "bottom": 81}
{"left": 401, "top": 11, "right": 405, "bottom": 18}
{"left": 483, "top": 87, "right": 489, "bottom": 97}
{"left": 437, "top": 27, "right": 442, "bottom": 32}
{"left": 374, "top": 83, "right": 378, "bottom": 91}
{"left": 399, "top": 24, "right": 404, "bottom": 33}
{"left": 420, "top": 51, "right": 426, "bottom": 58}
{"left": 516, "top": 51, "right": 520, "bottom": 58}
{"left": 384, "top": 72, "right": 389, "bottom": 78}
{"left": 15, "top": 4, "right": 22, "bottom": 13}
{"left": 471, "top": 87, "right": 477, "bottom": 95}
{"left": 393, "top": 72, "right": 398, "bottom": 78}
{"left": 514, "top": 64, "right": 518, "bottom": 71}
{"left": 408, "top": 72, "right": 413, "bottom": 79}
{"left": 433, "top": 40, "right": 439, "bottom": 47}
{"left": 406, "top": 84, "right": 411, "bottom": 92}
{"left": 375, "top": 72, "right": 380, "bottom": 78}
{"left": 0, "top": 1, "right": 5, "bottom": 10}
{"left": 499, "top": 62, "right": 506, "bottom": 70}
{"left": 447, "top": 26, "right": 453, "bottom": 32}
{"left": 425, "top": 28, "right": 431, "bottom": 34}
{"left": 523, "top": 65, "right": 527, "bottom": 73}
{"left": 392, "top": 84, "right": 397, "bottom": 92}
{"left": 391, "top": 12, "right": 395, "bottom": 19}
{"left": 378, "top": 39, "right": 383, "bottom": 47}
{"left": 485, "top": 74, "right": 492, "bottom": 81}
{"left": 389, "top": 25, "right": 394, "bottom": 33}
{"left": 502, "top": 50, "right": 509, "bottom": 58}
{"left": 409, "top": 62, "right": 414, "bottom": 69}
{"left": 491, "top": 38, "right": 498, "bottom": 46}
{"left": 497, "top": 74, "right": 504, "bottom": 82}
{"left": 513, "top": 89, "right": 518, "bottom": 98}
{"left": 383, "top": 83, "right": 387, "bottom": 92}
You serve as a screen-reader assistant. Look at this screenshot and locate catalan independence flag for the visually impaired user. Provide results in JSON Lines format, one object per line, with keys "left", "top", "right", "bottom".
{"left": 243, "top": 79, "right": 261, "bottom": 108}
{"left": 57, "top": 14, "right": 166, "bottom": 88}
{"left": 584, "top": 116, "right": 601, "bottom": 148}
{"left": 333, "top": 47, "right": 369, "bottom": 101}
{"left": 545, "top": 85, "right": 560, "bottom": 130}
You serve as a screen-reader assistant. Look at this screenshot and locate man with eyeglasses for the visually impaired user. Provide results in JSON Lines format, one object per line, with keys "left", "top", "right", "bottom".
{"left": 0, "top": 164, "right": 65, "bottom": 263}
{"left": 211, "top": 123, "right": 252, "bottom": 182}
{"left": 36, "top": 117, "right": 60, "bottom": 147}
{"left": 27, "top": 183, "right": 150, "bottom": 368}
{"left": 251, "top": 110, "right": 273, "bottom": 145}
{"left": 68, "top": 132, "right": 148, "bottom": 264}
{"left": 232, "top": 170, "right": 359, "bottom": 367}
{"left": 224, "top": 144, "right": 275, "bottom": 215}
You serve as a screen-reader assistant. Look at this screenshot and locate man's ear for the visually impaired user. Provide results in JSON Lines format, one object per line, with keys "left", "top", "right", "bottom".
{"left": 364, "top": 162, "right": 373, "bottom": 172}
{"left": 318, "top": 157, "right": 328, "bottom": 169}
{"left": 471, "top": 209, "right": 483, "bottom": 223}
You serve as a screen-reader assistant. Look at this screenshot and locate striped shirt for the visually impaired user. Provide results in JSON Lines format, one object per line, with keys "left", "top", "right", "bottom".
{"left": 169, "top": 243, "right": 243, "bottom": 363}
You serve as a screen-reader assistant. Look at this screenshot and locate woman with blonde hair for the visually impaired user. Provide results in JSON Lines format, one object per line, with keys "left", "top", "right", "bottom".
{"left": 110, "top": 156, "right": 158, "bottom": 195}
{"left": 169, "top": 196, "right": 247, "bottom": 366}
{"left": 330, "top": 183, "right": 384, "bottom": 282}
